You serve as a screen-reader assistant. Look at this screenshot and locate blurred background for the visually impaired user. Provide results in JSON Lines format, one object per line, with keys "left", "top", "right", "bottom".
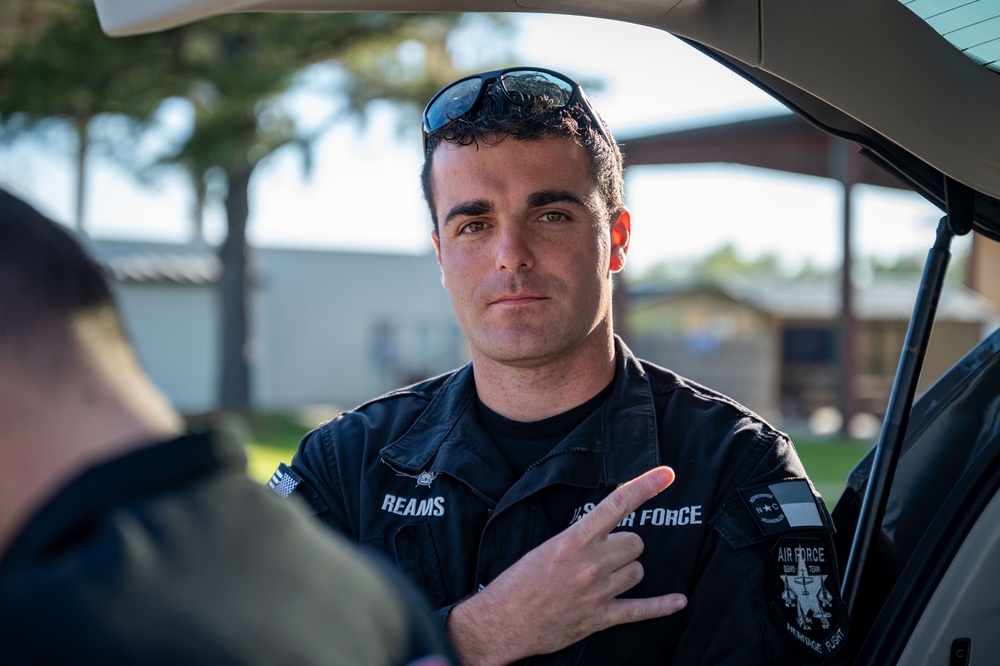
{"left": 3, "top": 2, "right": 998, "bottom": 499}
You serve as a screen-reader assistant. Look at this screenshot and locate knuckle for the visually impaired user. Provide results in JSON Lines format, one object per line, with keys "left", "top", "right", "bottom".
{"left": 549, "top": 530, "right": 577, "bottom": 556}
{"left": 579, "top": 561, "right": 603, "bottom": 585}
{"left": 625, "top": 603, "right": 647, "bottom": 624}
{"left": 628, "top": 561, "right": 645, "bottom": 586}
{"left": 622, "top": 531, "right": 644, "bottom": 556}
{"left": 616, "top": 561, "right": 644, "bottom": 592}
{"left": 595, "top": 488, "right": 631, "bottom": 520}
{"left": 609, "top": 531, "right": 644, "bottom": 560}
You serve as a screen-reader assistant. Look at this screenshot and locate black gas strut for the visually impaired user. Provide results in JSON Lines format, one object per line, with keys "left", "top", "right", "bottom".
{"left": 840, "top": 176, "right": 975, "bottom": 613}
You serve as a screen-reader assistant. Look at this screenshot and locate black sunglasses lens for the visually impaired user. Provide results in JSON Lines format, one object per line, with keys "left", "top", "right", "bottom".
{"left": 501, "top": 71, "right": 609, "bottom": 146}
{"left": 500, "top": 71, "right": 573, "bottom": 106}
{"left": 423, "top": 68, "right": 609, "bottom": 148}
{"left": 424, "top": 78, "right": 485, "bottom": 132}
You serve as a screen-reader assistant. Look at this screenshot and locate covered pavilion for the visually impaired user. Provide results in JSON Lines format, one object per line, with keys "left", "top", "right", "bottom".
{"left": 618, "top": 112, "right": 999, "bottom": 430}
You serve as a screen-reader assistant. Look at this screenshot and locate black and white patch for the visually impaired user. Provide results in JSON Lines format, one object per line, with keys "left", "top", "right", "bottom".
{"left": 740, "top": 479, "right": 824, "bottom": 536}
{"left": 770, "top": 537, "right": 847, "bottom": 659}
{"left": 267, "top": 463, "right": 302, "bottom": 499}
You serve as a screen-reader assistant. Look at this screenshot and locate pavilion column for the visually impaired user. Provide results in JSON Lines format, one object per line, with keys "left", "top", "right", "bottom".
{"left": 831, "top": 137, "right": 859, "bottom": 436}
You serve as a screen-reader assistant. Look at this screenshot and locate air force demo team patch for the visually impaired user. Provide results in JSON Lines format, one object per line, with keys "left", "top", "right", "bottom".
{"left": 771, "top": 537, "right": 846, "bottom": 659}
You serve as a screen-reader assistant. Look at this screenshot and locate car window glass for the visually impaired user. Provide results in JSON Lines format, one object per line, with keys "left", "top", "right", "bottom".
{"left": 902, "top": 0, "right": 1000, "bottom": 73}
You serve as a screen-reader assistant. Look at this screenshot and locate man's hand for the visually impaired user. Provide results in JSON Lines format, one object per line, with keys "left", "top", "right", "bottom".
{"left": 445, "top": 466, "right": 688, "bottom": 665}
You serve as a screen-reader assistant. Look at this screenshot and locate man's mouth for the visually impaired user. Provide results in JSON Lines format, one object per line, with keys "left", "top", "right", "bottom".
{"left": 490, "top": 294, "right": 545, "bottom": 307}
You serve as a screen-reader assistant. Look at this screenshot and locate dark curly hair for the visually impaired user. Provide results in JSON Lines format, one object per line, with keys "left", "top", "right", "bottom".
{"left": 420, "top": 76, "right": 625, "bottom": 232}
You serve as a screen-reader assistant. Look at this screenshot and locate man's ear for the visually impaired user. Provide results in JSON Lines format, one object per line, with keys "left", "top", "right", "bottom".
{"left": 609, "top": 209, "right": 631, "bottom": 273}
{"left": 431, "top": 231, "right": 448, "bottom": 290}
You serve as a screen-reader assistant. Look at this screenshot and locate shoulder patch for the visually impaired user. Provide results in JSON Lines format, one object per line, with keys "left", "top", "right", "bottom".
{"left": 267, "top": 463, "right": 302, "bottom": 498}
{"left": 770, "top": 536, "right": 847, "bottom": 659}
{"left": 740, "top": 479, "right": 823, "bottom": 535}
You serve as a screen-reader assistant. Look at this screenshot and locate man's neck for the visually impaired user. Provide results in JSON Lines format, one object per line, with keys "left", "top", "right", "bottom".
{"left": 471, "top": 332, "right": 617, "bottom": 422}
{"left": 0, "top": 348, "right": 182, "bottom": 553}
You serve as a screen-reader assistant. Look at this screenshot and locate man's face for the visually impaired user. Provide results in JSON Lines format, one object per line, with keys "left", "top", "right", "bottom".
{"left": 430, "top": 136, "right": 630, "bottom": 368}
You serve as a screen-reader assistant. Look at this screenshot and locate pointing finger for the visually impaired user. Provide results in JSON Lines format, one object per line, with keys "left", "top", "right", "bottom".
{"left": 578, "top": 466, "right": 676, "bottom": 538}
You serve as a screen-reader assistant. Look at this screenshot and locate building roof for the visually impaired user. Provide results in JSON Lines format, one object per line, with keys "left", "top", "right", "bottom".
{"left": 618, "top": 113, "right": 910, "bottom": 191}
{"left": 85, "top": 238, "right": 438, "bottom": 286}
{"left": 84, "top": 239, "right": 220, "bottom": 285}
{"left": 103, "top": 252, "right": 223, "bottom": 284}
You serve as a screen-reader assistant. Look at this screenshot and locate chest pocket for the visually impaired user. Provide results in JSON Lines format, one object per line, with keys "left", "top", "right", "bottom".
{"left": 391, "top": 521, "right": 448, "bottom": 608}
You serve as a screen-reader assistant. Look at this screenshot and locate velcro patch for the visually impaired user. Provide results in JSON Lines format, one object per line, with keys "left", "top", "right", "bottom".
{"left": 740, "top": 479, "right": 823, "bottom": 535}
{"left": 267, "top": 463, "right": 302, "bottom": 499}
{"left": 771, "top": 537, "right": 847, "bottom": 659}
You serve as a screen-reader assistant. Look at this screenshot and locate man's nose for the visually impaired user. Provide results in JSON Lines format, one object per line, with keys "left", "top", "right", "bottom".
{"left": 495, "top": 222, "right": 534, "bottom": 273}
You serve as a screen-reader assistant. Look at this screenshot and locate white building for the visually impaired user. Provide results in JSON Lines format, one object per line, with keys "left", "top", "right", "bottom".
{"left": 88, "top": 239, "right": 467, "bottom": 414}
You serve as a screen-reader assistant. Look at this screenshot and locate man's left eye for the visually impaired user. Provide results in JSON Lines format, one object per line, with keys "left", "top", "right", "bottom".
{"left": 541, "top": 212, "right": 568, "bottom": 222}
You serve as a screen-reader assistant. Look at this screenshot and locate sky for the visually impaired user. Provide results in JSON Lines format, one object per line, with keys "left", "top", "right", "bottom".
{"left": 0, "top": 13, "right": 954, "bottom": 278}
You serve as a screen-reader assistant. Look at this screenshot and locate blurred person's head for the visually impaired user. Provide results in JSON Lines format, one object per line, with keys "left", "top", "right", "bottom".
{"left": 0, "top": 188, "right": 125, "bottom": 377}
{"left": 0, "top": 187, "right": 181, "bottom": 548}
{"left": 420, "top": 68, "right": 625, "bottom": 232}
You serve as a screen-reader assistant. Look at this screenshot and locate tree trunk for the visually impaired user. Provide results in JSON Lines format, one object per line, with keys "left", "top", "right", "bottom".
{"left": 73, "top": 117, "right": 90, "bottom": 235}
{"left": 217, "top": 165, "right": 252, "bottom": 409}
{"left": 191, "top": 177, "right": 206, "bottom": 244}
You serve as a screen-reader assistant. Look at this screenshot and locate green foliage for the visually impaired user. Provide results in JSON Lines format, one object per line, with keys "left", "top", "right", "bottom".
{"left": 869, "top": 250, "right": 968, "bottom": 283}
{"left": 0, "top": 6, "right": 178, "bottom": 127}
{"left": 633, "top": 242, "right": 971, "bottom": 287}
{"left": 151, "top": 12, "right": 481, "bottom": 190}
{"left": 697, "top": 243, "right": 783, "bottom": 282}
{"left": 636, "top": 242, "right": 792, "bottom": 285}
{"left": 0, "top": 3, "right": 185, "bottom": 229}
{"left": 0, "top": 0, "right": 80, "bottom": 64}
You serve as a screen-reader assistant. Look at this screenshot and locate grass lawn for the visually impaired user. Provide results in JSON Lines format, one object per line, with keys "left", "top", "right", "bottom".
{"left": 236, "top": 412, "right": 874, "bottom": 509}
{"left": 245, "top": 442, "right": 300, "bottom": 483}
{"left": 790, "top": 434, "right": 873, "bottom": 508}
{"left": 238, "top": 413, "right": 313, "bottom": 482}
{"left": 187, "top": 412, "right": 312, "bottom": 483}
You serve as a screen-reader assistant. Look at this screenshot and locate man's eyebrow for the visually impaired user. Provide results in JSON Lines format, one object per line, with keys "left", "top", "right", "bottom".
{"left": 528, "top": 190, "right": 587, "bottom": 209}
{"left": 443, "top": 199, "right": 494, "bottom": 227}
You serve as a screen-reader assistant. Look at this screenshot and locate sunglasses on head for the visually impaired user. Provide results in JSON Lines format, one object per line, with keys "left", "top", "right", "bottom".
{"left": 421, "top": 67, "right": 613, "bottom": 151}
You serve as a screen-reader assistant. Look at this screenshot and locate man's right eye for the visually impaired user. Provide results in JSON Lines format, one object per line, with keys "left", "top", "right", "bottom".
{"left": 460, "top": 220, "right": 487, "bottom": 234}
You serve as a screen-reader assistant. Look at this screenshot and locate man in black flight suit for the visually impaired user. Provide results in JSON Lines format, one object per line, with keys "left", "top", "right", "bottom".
{"left": 273, "top": 67, "right": 849, "bottom": 665}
